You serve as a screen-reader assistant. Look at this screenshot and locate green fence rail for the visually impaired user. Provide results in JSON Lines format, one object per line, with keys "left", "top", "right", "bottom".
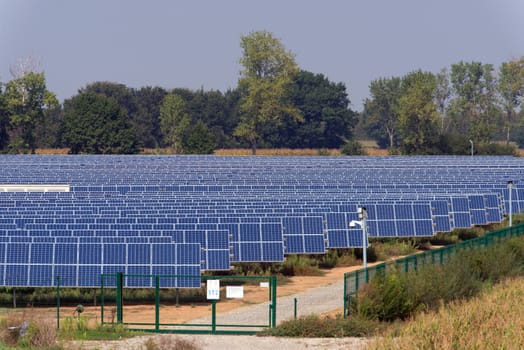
{"left": 343, "top": 223, "right": 524, "bottom": 317}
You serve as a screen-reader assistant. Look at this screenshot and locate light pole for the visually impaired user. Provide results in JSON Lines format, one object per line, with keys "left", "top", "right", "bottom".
{"left": 350, "top": 207, "right": 368, "bottom": 268}
{"left": 508, "top": 180, "right": 514, "bottom": 227}
{"left": 469, "top": 140, "right": 474, "bottom": 156}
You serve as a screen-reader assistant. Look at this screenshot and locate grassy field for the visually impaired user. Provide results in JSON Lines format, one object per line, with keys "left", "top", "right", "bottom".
{"left": 366, "top": 276, "right": 524, "bottom": 349}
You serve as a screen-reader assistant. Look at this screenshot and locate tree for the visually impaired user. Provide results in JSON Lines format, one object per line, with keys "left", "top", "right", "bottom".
{"left": 498, "top": 57, "right": 524, "bottom": 145}
{"left": 273, "top": 70, "right": 357, "bottom": 148}
{"left": 448, "top": 61, "right": 500, "bottom": 143}
{"left": 0, "top": 81, "right": 9, "bottom": 150}
{"left": 62, "top": 92, "right": 139, "bottom": 154}
{"left": 397, "top": 71, "right": 441, "bottom": 154}
{"left": 4, "top": 71, "right": 58, "bottom": 153}
{"left": 133, "top": 86, "right": 167, "bottom": 148}
{"left": 362, "top": 77, "right": 402, "bottom": 149}
{"left": 34, "top": 103, "right": 63, "bottom": 149}
{"left": 160, "top": 93, "right": 190, "bottom": 153}
{"left": 235, "top": 30, "right": 302, "bottom": 154}
{"left": 174, "top": 88, "right": 238, "bottom": 148}
{"left": 183, "top": 120, "right": 216, "bottom": 154}
{"left": 434, "top": 68, "right": 451, "bottom": 134}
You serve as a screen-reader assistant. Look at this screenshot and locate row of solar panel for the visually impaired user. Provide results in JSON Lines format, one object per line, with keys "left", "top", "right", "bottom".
{"left": 0, "top": 242, "right": 201, "bottom": 288}
{"left": 0, "top": 198, "right": 503, "bottom": 230}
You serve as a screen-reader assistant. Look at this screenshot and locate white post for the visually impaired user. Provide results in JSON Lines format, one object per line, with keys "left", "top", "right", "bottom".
{"left": 362, "top": 217, "right": 367, "bottom": 268}
{"left": 469, "top": 140, "right": 474, "bottom": 156}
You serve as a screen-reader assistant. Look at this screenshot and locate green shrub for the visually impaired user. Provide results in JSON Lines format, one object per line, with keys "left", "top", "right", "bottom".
{"left": 351, "top": 270, "right": 413, "bottom": 321}
{"left": 456, "top": 227, "right": 482, "bottom": 241}
{"left": 59, "top": 315, "right": 90, "bottom": 340}
{"left": 318, "top": 249, "right": 339, "bottom": 269}
{"left": 262, "top": 314, "right": 383, "bottom": 337}
{"left": 372, "top": 241, "right": 418, "bottom": 261}
{"left": 277, "top": 255, "right": 323, "bottom": 276}
{"left": 475, "top": 142, "right": 517, "bottom": 156}
{"left": 340, "top": 141, "right": 367, "bottom": 155}
{"left": 352, "top": 238, "right": 524, "bottom": 322}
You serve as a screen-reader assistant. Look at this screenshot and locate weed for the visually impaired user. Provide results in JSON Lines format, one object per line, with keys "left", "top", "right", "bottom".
{"left": 143, "top": 335, "right": 201, "bottom": 350}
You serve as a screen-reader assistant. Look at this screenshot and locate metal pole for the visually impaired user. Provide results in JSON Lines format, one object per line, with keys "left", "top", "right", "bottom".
{"left": 469, "top": 140, "right": 474, "bottom": 156}
{"left": 294, "top": 298, "right": 297, "bottom": 320}
{"left": 508, "top": 181, "right": 513, "bottom": 227}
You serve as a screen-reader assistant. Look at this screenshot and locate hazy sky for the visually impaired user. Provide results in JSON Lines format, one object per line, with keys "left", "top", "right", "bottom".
{"left": 1, "top": 0, "right": 523, "bottom": 111}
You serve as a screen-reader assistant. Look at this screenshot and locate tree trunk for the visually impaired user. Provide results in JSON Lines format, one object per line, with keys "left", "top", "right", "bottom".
{"left": 251, "top": 140, "right": 257, "bottom": 155}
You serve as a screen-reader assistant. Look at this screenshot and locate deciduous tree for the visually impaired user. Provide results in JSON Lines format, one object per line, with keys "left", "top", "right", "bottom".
{"left": 498, "top": 57, "right": 524, "bottom": 145}
{"left": 397, "top": 71, "right": 441, "bottom": 154}
{"left": 4, "top": 71, "right": 58, "bottom": 153}
{"left": 362, "top": 77, "right": 402, "bottom": 149}
{"left": 235, "top": 30, "right": 301, "bottom": 154}
{"left": 62, "top": 92, "right": 139, "bottom": 154}
{"left": 160, "top": 93, "right": 190, "bottom": 153}
{"left": 448, "top": 61, "right": 500, "bottom": 143}
{"left": 274, "top": 70, "right": 357, "bottom": 148}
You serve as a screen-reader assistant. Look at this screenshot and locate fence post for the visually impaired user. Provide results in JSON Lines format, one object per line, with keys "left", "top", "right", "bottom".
{"left": 211, "top": 300, "right": 216, "bottom": 333}
{"left": 116, "top": 272, "right": 123, "bottom": 324}
{"left": 155, "top": 276, "right": 160, "bottom": 331}
{"left": 100, "top": 275, "right": 105, "bottom": 324}
{"left": 355, "top": 270, "right": 359, "bottom": 292}
{"left": 271, "top": 275, "right": 277, "bottom": 328}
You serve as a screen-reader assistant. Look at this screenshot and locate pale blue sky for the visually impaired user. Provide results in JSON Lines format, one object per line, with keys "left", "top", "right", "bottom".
{"left": 1, "top": 0, "right": 523, "bottom": 111}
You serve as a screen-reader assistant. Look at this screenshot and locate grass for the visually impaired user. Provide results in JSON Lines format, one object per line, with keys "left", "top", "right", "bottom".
{"left": 371, "top": 240, "right": 419, "bottom": 261}
{"left": 261, "top": 313, "right": 385, "bottom": 338}
{"left": 366, "top": 277, "right": 524, "bottom": 349}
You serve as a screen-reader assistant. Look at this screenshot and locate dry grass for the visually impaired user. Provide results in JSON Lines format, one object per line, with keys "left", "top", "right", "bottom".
{"left": 144, "top": 335, "right": 201, "bottom": 350}
{"left": 0, "top": 309, "right": 57, "bottom": 348}
{"left": 366, "top": 277, "right": 524, "bottom": 350}
{"left": 31, "top": 146, "right": 524, "bottom": 157}
{"left": 35, "top": 148, "right": 70, "bottom": 155}
{"left": 213, "top": 148, "right": 342, "bottom": 156}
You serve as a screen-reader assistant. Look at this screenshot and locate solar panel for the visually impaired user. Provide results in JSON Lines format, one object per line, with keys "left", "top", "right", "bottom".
{"left": 282, "top": 216, "right": 326, "bottom": 254}
{"left": 0, "top": 241, "right": 201, "bottom": 288}
{"left": 1, "top": 155, "right": 523, "bottom": 288}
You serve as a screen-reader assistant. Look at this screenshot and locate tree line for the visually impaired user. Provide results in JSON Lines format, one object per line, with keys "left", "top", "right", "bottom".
{"left": 0, "top": 30, "right": 522, "bottom": 155}
{"left": 362, "top": 59, "right": 524, "bottom": 155}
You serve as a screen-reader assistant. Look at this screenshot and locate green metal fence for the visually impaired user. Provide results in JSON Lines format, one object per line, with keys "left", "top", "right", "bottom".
{"left": 100, "top": 273, "right": 277, "bottom": 334}
{"left": 343, "top": 223, "right": 524, "bottom": 317}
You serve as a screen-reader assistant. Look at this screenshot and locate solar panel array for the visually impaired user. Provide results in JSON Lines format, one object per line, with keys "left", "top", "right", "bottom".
{"left": 0, "top": 155, "right": 522, "bottom": 288}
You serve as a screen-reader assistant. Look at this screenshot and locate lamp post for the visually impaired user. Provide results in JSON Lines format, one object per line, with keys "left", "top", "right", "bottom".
{"left": 508, "top": 180, "right": 514, "bottom": 227}
{"left": 469, "top": 140, "right": 474, "bottom": 156}
{"left": 350, "top": 207, "right": 368, "bottom": 268}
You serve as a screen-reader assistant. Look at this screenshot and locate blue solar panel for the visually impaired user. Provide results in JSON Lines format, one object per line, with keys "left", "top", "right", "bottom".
{"left": 282, "top": 216, "right": 326, "bottom": 254}
{"left": 1, "top": 155, "right": 523, "bottom": 287}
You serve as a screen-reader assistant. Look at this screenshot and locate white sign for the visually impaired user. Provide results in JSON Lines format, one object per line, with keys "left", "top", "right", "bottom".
{"left": 226, "top": 286, "right": 244, "bottom": 299}
{"left": 206, "top": 280, "right": 220, "bottom": 300}
{"left": 260, "top": 282, "right": 269, "bottom": 288}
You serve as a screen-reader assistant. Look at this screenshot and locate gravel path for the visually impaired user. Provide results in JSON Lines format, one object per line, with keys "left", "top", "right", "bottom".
{"left": 188, "top": 275, "right": 344, "bottom": 327}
